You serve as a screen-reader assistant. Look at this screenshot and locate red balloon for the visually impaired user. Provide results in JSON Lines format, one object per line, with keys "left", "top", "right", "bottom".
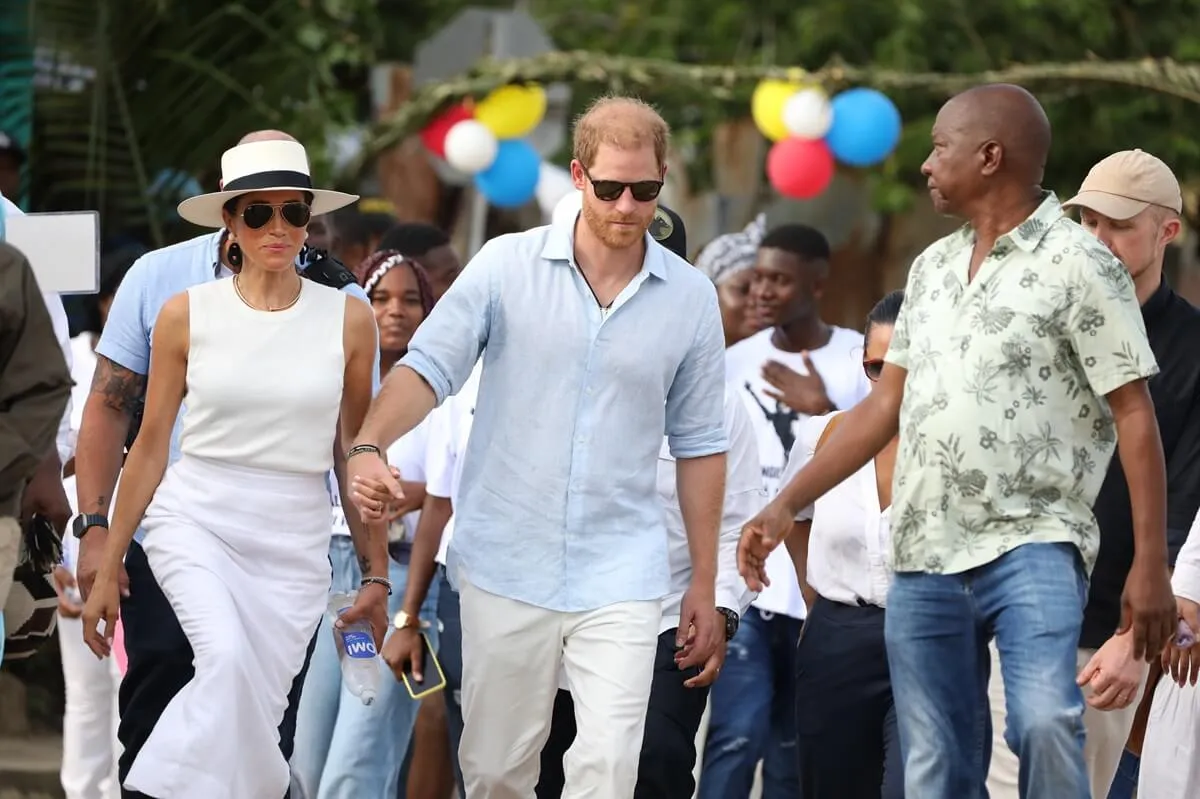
{"left": 420, "top": 104, "right": 474, "bottom": 158}
{"left": 766, "top": 137, "right": 835, "bottom": 200}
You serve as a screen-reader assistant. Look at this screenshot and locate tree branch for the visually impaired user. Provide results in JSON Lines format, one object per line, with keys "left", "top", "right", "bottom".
{"left": 341, "top": 51, "right": 1200, "bottom": 185}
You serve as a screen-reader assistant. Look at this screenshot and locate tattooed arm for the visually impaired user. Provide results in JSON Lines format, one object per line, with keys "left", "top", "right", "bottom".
{"left": 73, "top": 355, "right": 145, "bottom": 598}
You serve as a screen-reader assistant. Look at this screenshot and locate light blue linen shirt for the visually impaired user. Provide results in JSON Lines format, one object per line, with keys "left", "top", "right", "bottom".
{"left": 401, "top": 219, "right": 728, "bottom": 612}
{"left": 96, "top": 231, "right": 378, "bottom": 542}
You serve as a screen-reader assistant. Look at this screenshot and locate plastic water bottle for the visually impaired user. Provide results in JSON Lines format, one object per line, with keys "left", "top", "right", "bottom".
{"left": 329, "top": 592, "right": 380, "bottom": 705}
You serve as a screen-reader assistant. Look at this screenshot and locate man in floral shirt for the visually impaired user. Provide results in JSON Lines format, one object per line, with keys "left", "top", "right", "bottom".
{"left": 737, "top": 84, "right": 1178, "bottom": 799}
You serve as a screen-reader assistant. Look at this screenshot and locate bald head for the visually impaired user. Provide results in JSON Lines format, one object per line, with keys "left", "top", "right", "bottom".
{"left": 941, "top": 84, "right": 1051, "bottom": 181}
{"left": 238, "top": 129, "right": 297, "bottom": 145}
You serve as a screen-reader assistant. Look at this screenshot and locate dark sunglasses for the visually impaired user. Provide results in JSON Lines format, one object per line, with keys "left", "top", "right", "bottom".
{"left": 583, "top": 168, "right": 663, "bottom": 203}
{"left": 863, "top": 359, "right": 885, "bottom": 382}
{"left": 241, "top": 201, "right": 312, "bottom": 230}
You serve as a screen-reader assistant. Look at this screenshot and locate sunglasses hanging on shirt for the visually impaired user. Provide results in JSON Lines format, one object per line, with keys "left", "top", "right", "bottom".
{"left": 241, "top": 201, "right": 312, "bottom": 230}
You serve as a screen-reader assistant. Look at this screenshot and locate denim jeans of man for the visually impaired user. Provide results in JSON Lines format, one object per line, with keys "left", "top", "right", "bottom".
{"left": 699, "top": 607, "right": 803, "bottom": 799}
{"left": 431, "top": 567, "right": 467, "bottom": 799}
{"left": 117, "top": 541, "right": 317, "bottom": 799}
{"left": 290, "top": 536, "right": 440, "bottom": 799}
{"left": 885, "top": 542, "right": 1090, "bottom": 799}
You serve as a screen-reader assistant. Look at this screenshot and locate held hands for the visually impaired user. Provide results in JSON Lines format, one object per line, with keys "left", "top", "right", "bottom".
{"left": 761, "top": 354, "right": 833, "bottom": 416}
{"left": 1077, "top": 630, "right": 1144, "bottom": 711}
{"left": 737, "top": 500, "right": 795, "bottom": 591}
{"left": 348, "top": 450, "right": 405, "bottom": 522}
{"left": 75, "top": 528, "right": 129, "bottom": 602}
{"left": 1118, "top": 556, "right": 1178, "bottom": 662}
{"left": 1162, "top": 597, "right": 1200, "bottom": 687}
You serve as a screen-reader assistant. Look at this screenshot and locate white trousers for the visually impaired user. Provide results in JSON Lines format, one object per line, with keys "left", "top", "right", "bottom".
{"left": 457, "top": 575, "right": 661, "bottom": 799}
{"left": 985, "top": 641, "right": 1146, "bottom": 799}
{"left": 58, "top": 613, "right": 122, "bottom": 799}
{"left": 1139, "top": 675, "right": 1200, "bottom": 798}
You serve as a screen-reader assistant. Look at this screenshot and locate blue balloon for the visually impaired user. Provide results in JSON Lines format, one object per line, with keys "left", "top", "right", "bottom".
{"left": 825, "top": 88, "right": 902, "bottom": 168}
{"left": 474, "top": 139, "right": 541, "bottom": 208}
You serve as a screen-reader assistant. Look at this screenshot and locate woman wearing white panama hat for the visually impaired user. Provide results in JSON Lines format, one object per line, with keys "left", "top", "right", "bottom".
{"left": 81, "top": 138, "right": 381, "bottom": 799}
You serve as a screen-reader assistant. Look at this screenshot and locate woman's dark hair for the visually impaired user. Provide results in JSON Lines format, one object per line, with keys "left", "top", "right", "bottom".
{"left": 357, "top": 249, "right": 436, "bottom": 318}
{"left": 864, "top": 289, "right": 905, "bottom": 348}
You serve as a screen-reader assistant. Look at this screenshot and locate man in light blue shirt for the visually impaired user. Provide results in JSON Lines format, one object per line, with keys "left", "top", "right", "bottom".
{"left": 69, "top": 130, "right": 380, "bottom": 795}
{"left": 349, "top": 97, "right": 728, "bottom": 799}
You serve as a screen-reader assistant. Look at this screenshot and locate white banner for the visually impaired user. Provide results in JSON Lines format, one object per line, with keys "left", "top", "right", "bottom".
{"left": 5, "top": 210, "right": 100, "bottom": 295}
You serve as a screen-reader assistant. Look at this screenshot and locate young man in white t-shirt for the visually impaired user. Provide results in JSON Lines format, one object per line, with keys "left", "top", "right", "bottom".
{"left": 701, "top": 223, "right": 870, "bottom": 798}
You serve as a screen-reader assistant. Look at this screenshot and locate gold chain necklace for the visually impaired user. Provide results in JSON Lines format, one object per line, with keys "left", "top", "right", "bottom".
{"left": 232, "top": 274, "right": 302, "bottom": 312}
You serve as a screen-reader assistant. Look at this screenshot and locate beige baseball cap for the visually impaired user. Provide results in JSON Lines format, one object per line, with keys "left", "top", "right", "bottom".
{"left": 1063, "top": 149, "right": 1182, "bottom": 220}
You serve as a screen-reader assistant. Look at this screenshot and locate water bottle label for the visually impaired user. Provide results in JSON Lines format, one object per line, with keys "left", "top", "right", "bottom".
{"left": 342, "top": 629, "right": 376, "bottom": 659}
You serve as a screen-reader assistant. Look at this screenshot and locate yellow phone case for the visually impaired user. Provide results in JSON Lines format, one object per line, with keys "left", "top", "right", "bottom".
{"left": 401, "top": 632, "right": 448, "bottom": 700}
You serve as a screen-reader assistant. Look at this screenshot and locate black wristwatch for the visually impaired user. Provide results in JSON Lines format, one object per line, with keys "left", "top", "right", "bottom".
{"left": 72, "top": 513, "right": 109, "bottom": 539}
{"left": 716, "top": 607, "right": 739, "bottom": 641}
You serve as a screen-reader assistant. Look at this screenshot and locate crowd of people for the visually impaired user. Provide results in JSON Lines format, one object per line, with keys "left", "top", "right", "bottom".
{"left": 2, "top": 84, "right": 1200, "bottom": 799}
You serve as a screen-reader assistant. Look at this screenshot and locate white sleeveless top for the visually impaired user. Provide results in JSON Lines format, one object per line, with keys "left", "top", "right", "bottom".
{"left": 179, "top": 278, "right": 346, "bottom": 474}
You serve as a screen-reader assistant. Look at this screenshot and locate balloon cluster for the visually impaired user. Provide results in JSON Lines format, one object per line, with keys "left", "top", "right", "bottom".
{"left": 420, "top": 84, "right": 547, "bottom": 208}
{"left": 752, "top": 80, "right": 902, "bottom": 200}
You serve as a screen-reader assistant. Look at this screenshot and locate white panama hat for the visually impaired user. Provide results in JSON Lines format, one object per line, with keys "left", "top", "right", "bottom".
{"left": 177, "top": 139, "right": 360, "bottom": 228}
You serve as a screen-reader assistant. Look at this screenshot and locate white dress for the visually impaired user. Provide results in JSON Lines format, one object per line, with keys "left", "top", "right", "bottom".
{"left": 123, "top": 278, "right": 347, "bottom": 799}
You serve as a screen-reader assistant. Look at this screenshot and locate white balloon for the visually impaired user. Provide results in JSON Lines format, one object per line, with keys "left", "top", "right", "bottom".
{"left": 443, "top": 120, "right": 499, "bottom": 174}
{"left": 782, "top": 89, "right": 833, "bottom": 140}
{"left": 551, "top": 190, "right": 583, "bottom": 227}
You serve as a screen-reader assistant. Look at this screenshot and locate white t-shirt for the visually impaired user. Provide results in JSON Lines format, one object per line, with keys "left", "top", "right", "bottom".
{"left": 62, "top": 334, "right": 99, "bottom": 575}
{"left": 725, "top": 326, "right": 870, "bottom": 619}
{"left": 424, "top": 361, "right": 484, "bottom": 565}
{"left": 330, "top": 417, "right": 430, "bottom": 542}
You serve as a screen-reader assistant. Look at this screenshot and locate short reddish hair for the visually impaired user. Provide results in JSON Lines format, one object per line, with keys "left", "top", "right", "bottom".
{"left": 572, "top": 95, "right": 670, "bottom": 172}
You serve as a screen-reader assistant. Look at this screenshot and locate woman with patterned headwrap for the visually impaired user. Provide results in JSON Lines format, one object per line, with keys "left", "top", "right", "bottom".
{"left": 694, "top": 214, "right": 767, "bottom": 347}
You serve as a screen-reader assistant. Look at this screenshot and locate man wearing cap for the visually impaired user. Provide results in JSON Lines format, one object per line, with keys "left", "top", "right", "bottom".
{"left": 986, "top": 149, "right": 1200, "bottom": 799}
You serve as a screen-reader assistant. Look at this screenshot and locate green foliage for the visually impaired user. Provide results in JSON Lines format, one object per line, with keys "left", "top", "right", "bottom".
{"left": 28, "top": 0, "right": 381, "bottom": 245}
{"left": 517, "top": 0, "right": 1200, "bottom": 206}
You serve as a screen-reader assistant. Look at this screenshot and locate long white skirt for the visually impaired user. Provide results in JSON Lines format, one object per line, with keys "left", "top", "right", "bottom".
{"left": 124, "top": 455, "right": 332, "bottom": 799}
{"left": 1138, "top": 672, "right": 1200, "bottom": 798}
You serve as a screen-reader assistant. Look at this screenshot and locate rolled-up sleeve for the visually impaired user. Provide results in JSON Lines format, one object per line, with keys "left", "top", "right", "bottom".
{"left": 665, "top": 286, "right": 727, "bottom": 458}
{"left": 400, "top": 240, "right": 497, "bottom": 406}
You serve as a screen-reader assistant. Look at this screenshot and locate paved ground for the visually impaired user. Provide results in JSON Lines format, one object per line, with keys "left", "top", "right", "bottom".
{"left": 0, "top": 737, "right": 62, "bottom": 799}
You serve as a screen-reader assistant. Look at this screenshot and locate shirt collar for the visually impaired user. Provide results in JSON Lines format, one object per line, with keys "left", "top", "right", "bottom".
{"left": 540, "top": 213, "right": 669, "bottom": 281}
{"left": 1141, "top": 276, "right": 1173, "bottom": 320}
{"left": 947, "top": 191, "right": 1063, "bottom": 255}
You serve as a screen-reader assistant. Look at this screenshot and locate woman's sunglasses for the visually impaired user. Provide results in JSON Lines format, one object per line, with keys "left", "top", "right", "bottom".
{"left": 583, "top": 168, "right": 663, "bottom": 203}
{"left": 863, "top": 359, "right": 885, "bottom": 382}
{"left": 241, "top": 201, "right": 312, "bottom": 230}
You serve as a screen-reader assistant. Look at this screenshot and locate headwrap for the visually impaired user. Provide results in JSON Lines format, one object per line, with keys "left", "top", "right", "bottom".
{"left": 694, "top": 213, "right": 766, "bottom": 285}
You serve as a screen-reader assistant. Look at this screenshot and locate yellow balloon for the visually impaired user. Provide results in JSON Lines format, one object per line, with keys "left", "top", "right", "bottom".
{"left": 474, "top": 84, "right": 548, "bottom": 140}
{"left": 752, "top": 79, "right": 803, "bottom": 142}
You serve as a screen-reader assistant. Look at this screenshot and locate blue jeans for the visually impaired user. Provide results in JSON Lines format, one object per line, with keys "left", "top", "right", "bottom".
{"left": 699, "top": 607, "right": 802, "bottom": 799}
{"left": 885, "top": 542, "right": 1089, "bottom": 799}
{"left": 1106, "top": 749, "right": 1139, "bottom": 799}
{"left": 433, "top": 567, "right": 467, "bottom": 799}
{"left": 290, "top": 537, "right": 440, "bottom": 799}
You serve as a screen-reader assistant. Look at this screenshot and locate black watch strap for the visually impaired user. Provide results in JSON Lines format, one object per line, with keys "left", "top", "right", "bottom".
{"left": 72, "top": 513, "right": 109, "bottom": 539}
{"left": 716, "top": 606, "right": 739, "bottom": 641}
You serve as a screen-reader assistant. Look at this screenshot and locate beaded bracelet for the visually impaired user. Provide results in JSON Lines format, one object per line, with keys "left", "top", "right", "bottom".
{"left": 346, "top": 443, "right": 382, "bottom": 460}
{"left": 361, "top": 576, "right": 393, "bottom": 595}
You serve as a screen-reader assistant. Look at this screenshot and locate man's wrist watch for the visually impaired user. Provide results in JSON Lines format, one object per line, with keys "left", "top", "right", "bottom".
{"left": 72, "top": 513, "right": 109, "bottom": 539}
{"left": 392, "top": 610, "right": 421, "bottom": 631}
{"left": 716, "top": 607, "right": 739, "bottom": 641}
